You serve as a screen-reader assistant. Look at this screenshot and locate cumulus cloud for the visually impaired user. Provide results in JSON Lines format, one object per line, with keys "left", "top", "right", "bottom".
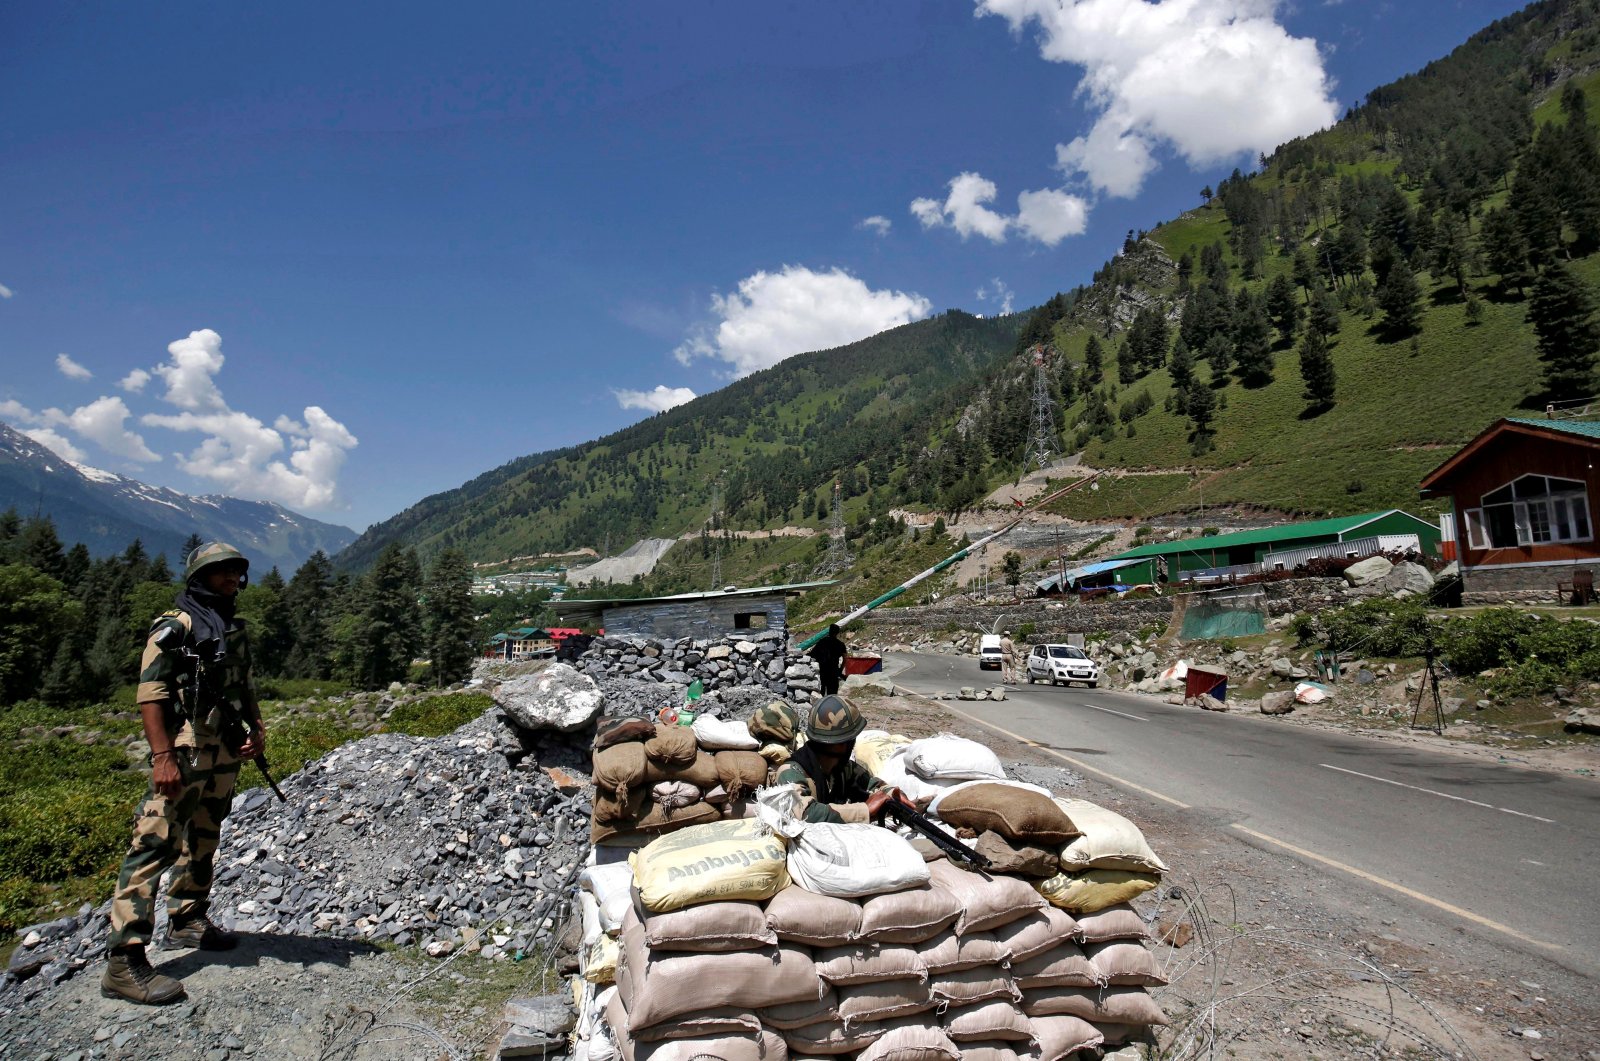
{"left": 154, "top": 328, "right": 228, "bottom": 411}
{"left": 1, "top": 398, "right": 41, "bottom": 424}
{"left": 1016, "top": 187, "right": 1091, "bottom": 244}
{"left": 0, "top": 282, "right": 15, "bottom": 299}
{"left": 613, "top": 385, "right": 698, "bottom": 414}
{"left": 59, "top": 396, "right": 159, "bottom": 463}
{"left": 145, "top": 403, "right": 357, "bottom": 510}
{"left": 56, "top": 353, "right": 92, "bottom": 380}
{"left": 673, "top": 266, "right": 932, "bottom": 378}
{"left": 858, "top": 215, "right": 892, "bottom": 236}
{"left": 23, "top": 428, "right": 86, "bottom": 463}
{"left": 119, "top": 368, "right": 150, "bottom": 393}
{"left": 976, "top": 278, "right": 1016, "bottom": 316}
{"left": 912, "top": 173, "right": 1090, "bottom": 248}
{"left": 978, "top": 0, "right": 1339, "bottom": 197}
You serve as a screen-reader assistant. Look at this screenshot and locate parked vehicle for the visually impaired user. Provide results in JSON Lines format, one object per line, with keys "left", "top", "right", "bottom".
{"left": 978, "top": 633, "right": 1005, "bottom": 670}
{"left": 1026, "top": 643, "right": 1100, "bottom": 687}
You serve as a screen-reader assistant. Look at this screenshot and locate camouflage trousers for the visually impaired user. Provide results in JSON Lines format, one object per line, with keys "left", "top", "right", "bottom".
{"left": 108, "top": 741, "right": 240, "bottom": 950}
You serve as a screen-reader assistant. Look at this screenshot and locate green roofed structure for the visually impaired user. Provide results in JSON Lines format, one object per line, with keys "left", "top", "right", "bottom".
{"left": 1107, "top": 509, "right": 1440, "bottom": 584}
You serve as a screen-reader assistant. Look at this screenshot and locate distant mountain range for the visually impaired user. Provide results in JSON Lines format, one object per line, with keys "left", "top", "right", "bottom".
{"left": 0, "top": 421, "right": 357, "bottom": 573}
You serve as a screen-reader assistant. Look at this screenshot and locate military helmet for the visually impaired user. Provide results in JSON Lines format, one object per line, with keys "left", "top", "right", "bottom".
{"left": 806, "top": 694, "right": 866, "bottom": 744}
{"left": 750, "top": 701, "right": 799, "bottom": 746}
{"left": 185, "top": 541, "right": 250, "bottom": 582}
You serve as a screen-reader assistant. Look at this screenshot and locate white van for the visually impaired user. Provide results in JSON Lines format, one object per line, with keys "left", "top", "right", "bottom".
{"left": 978, "top": 633, "right": 1005, "bottom": 670}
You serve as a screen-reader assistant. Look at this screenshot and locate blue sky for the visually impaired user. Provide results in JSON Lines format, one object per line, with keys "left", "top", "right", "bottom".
{"left": 1, "top": 1, "right": 1527, "bottom": 533}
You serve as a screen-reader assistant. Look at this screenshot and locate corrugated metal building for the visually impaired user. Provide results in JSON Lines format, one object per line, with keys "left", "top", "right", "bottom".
{"left": 553, "top": 581, "right": 834, "bottom": 640}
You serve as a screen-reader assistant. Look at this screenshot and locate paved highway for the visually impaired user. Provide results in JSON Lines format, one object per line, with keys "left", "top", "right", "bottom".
{"left": 883, "top": 650, "right": 1600, "bottom": 981}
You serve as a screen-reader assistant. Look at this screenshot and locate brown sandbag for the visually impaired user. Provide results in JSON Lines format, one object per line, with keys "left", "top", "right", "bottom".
{"left": 1072, "top": 903, "right": 1150, "bottom": 943}
{"left": 592, "top": 785, "right": 648, "bottom": 826}
{"left": 974, "top": 830, "right": 1060, "bottom": 879}
{"left": 927, "top": 859, "right": 1047, "bottom": 934}
{"left": 942, "top": 1000, "right": 1034, "bottom": 1043}
{"left": 617, "top": 1025, "right": 789, "bottom": 1061}
{"left": 644, "top": 722, "right": 698, "bottom": 766}
{"left": 595, "top": 716, "right": 657, "bottom": 751}
{"left": 814, "top": 943, "right": 927, "bottom": 986}
{"left": 619, "top": 922, "right": 822, "bottom": 1032}
{"left": 765, "top": 885, "right": 863, "bottom": 947}
{"left": 604, "top": 987, "right": 760, "bottom": 1043}
{"left": 928, "top": 966, "right": 1021, "bottom": 1007}
{"left": 854, "top": 1024, "right": 962, "bottom": 1061}
{"left": 949, "top": 1045, "right": 1031, "bottom": 1061}
{"left": 759, "top": 985, "right": 841, "bottom": 1030}
{"left": 857, "top": 882, "right": 962, "bottom": 943}
{"left": 1011, "top": 942, "right": 1102, "bottom": 989}
{"left": 593, "top": 743, "right": 648, "bottom": 802}
{"left": 990, "top": 906, "right": 1079, "bottom": 963}
{"left": 644, "top": 750, "right": 721, "bottom": 789}
{"left": 1020, "top": 986, "right": 1168, "bottom": 1027}
{"left": 632, "top": 800, "right": 722, "bottom": 835}
{"left": 1032, "top": 1014, "right": 1105, "bottom": 1061}
{"left": 919, "top": 929, "right": 1010, "bottom": 975}
{"left": 779, "top": 1018, "right": 886, "bottom": 1056}
{"left": 715, "top": 749, "right": 771, "bottom": 800}
{"left": 643, "top": 900, "right": 776, "bottom": 952}
{"left": 935, "top": 784, "right": 1080, "bottom": 845}
{"left": 1085, "top": 940, "right": 1169, "bottom": 986}
{"left": 837, "top": 979, "right": 936, "bottom": 1026}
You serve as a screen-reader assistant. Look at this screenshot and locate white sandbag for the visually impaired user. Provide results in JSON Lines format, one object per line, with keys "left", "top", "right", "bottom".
{"left": 904, "top": 733, "right": 1006, "bottom": 782}
{"left": 854, "top": 730, "right": 912, "bottom": 776}
{"left": 875, "top": 748, "right": 953, "bottom": 804}
{"left": 579, "top": 862, "right": 635, "bottom": 935}
{"left": 693, "top": 714, "right": 760, "bottom": 750}
{"left": 578, "top": 889, "right": 604, "bottom": 949}
{"left": 927, "top": 778, "right": 1053, "bottom": 818}
{"left": 762, "top": 784, "right": 931, "bottom": 898}
{"left": 1054, "top": 799, "right": 1168, "bottom": 874}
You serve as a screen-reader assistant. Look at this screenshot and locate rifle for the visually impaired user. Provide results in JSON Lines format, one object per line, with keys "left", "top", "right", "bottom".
{"left": 872, "top": 796, "right": 992, "bottom": 871}
{"left": 158, "top": 628, "right": 287, "bottom": 803}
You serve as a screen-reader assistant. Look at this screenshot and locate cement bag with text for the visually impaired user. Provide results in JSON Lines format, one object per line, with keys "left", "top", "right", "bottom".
{"left": 629, "top": 817, "right": 789, "bottom": 913}
{"left": 756, "top": 783, "right": 930, "bottom": 898}
{"left": 854, "top": 729, "right": 913, "bottom": 776}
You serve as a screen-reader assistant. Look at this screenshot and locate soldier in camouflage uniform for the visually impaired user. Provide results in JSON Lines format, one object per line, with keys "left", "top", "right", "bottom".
{"left": 103, "top": 542, "right": 266, "bottom": 1004}
{"left": 770, "top": 695, "right": 906, "bottom": 824}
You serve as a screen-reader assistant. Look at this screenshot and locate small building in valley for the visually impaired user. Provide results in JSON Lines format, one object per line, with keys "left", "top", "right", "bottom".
{"left": 552, "top": 581, "right": 834, "bottom": 641}
{"left": 1420, "top": 417, "right": 1600, "bottom": 599}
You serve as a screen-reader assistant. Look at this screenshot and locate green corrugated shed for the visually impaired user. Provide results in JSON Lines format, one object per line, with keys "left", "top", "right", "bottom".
{"left": 1110, "top": 509, "right": 1440, "bottom": 572}
{"left": 1504, "top": 417, "right": 1600, "bottom": 439}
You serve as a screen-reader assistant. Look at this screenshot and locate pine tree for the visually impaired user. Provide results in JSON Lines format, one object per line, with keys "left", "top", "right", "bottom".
{"left": 1299, "top": 327, "right": 1337, "bottom": 412}
{"left": 19, "top": 517, "right": 66, "bottom": 581}
{"left": 1231, "top": 290, "right": 1274, "bottom": 385}
{"left": 424, "top": 548, "right": 475, "bottom": 687}
{"left": 1376, "top": 258, "right": 1423, "bottom": 335}
{"left": 283, "top": 550, "right": 334, "bottom": 679}
{"left": 1480, "top": 206, "right": 1532, "bottom": 295}
{"left": 1083, "top": 335, "right": 1104, "bottom": 384}
{"left": 1202, "top": 334, "right": 1232, "bottom": 382}
{"left": 1529, "top": 261, "right": 1600, "bottom": 398}
{"left": 1266, "top": 273, "right": 1301, "bottom": 345}
{"left": 1184, "top": 377, "right": 1216, "bottom": 453}
{"left": 1116, "top": 340, "right": 1139, "bottom": 385}
{"left": 1309, "top": 282, "right": 1341, "bottom": 336}
{"left": 355, "top": 543, "right": 423, "bottom": 688}
{"left": 1292, "top": 246, "right": 1317, "bottom": 300}
{"left": 181, "top": 533, "right": 205, "bottom": 570}
{"left": 1168, "top": 335, "right": 1194, "bottom": 396}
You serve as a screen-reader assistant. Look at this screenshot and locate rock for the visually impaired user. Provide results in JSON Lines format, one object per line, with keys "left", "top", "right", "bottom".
{"left": 504, "top": 995, "right": 575, "bottom": 1037}
{"left": 1354, "top": 668, "right": 1377, "bottom": 685}
{"left": 1564, "top": 708, "right": 1600, "bottom": 735}
{"left": 494, "top": 664, "right": 604, "bottom": 732}
{"left": 1198, "top": 693, "right": 1228, "bottom": 712}
{"left": 497, "top": 1029, "right": 565, "bottom": 1058}
{"left": 1343, "top": 556, "right": 1394, "bottom": 586}
{"left": 1382, "top": 561, "right": 1435, "bottom": 598}
{"left": 5, "top": 948, "right": 48, "bottom": 981}
{"left": 1260, "top": 691, "right": 1295, "bottom": 715}
{"left": 1441, "top": 698, "right": 1466, "bottom": 716}
{"left": 541, "top": 766, "right": 584, "bottom": 794}
{"left": 958, "top": 687, "right": 978, "bottom": 701}
{"left": 990, "top": 686, "right": 1006, "bottom": 702}
{"left": 1269, "top": 658, "right": 1295, "bottom": 678}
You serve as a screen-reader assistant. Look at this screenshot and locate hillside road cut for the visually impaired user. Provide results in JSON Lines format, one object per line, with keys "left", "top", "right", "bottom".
{"left": 882, "top": 650, "right": 1600, "bottom": 983}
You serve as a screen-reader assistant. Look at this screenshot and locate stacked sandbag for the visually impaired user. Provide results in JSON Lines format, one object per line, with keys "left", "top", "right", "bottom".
{"left": 590, "top": 715, "right": 773, "bottom": 845}
{"left": 872, "top": 733, "right": 1007, "bottom": 805}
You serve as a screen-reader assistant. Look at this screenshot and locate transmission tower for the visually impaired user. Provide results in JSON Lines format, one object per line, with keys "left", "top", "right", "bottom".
{"left": 1023, "top": 345, "right": 1059, "bottom": 472}
{"left": 708, "top": 478, "right": 724, "bottom": 590}
{"left": 812, "top": 480, "right": 854, "bottom": 578}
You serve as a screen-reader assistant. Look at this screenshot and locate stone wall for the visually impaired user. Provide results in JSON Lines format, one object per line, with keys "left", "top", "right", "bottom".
{"left": 596, "top": 594, "right": 790, "bottom": 641}
{"left": 1461, "top": 562, "right": 1592, "bottom": 605}
{"left": 575, "top": 629, "right": 823, "bottom": 702}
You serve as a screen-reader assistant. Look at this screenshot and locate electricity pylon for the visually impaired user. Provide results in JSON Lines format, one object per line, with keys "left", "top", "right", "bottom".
{"left": 812, "top": 480, "right": 854, "bottom": 578}
{"left": 1023, "top": 345, "right": 1059, "bottom": 472}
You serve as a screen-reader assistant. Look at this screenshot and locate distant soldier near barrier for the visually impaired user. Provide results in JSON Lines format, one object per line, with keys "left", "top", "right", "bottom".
{"left": 103, "top": 542, "right": 268, "bottom": 1004}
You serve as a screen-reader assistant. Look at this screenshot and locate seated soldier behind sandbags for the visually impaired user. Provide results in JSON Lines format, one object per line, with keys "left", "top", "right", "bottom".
{"left": 770, "top": 695, "right": 906, "bottom": 824}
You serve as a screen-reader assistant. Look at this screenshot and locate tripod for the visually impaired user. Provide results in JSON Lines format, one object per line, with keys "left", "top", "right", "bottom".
{"left": 1410, "top": 649, "right": 1445, "bottom": 735}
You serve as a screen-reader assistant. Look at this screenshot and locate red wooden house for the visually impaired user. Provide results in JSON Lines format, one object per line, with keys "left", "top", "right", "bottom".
{"left": 1420, "top": 418, "right": 1600, "bottom": 599}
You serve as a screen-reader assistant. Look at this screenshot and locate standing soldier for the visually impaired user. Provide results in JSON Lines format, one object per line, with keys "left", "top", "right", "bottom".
{"left": 808, "top": 624, "right": 848, "bottom": 697}
{"left": 102, "top": 543, "right": 266, "bottom": 1004}
{"left": 999, "top": 629, "right": 1017, "bottom": 684}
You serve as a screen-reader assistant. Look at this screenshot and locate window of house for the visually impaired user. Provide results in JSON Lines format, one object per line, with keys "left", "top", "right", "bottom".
{"left": 733, "top": 612, "right": 768, "bottom": 630}
{"left": 1470, "top": 474, "right": 1592, "bottom": 548}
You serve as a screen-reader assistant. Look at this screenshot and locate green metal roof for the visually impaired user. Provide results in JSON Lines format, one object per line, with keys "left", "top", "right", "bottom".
{"left": 1110, "top": 510, "right": 1428, "bottom": 559}
{"left": 1505, "top": 417, "right": 1600, "bottom": 440}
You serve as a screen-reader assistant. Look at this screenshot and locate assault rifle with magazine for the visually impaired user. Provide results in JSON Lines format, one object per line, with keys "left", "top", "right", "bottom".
{"left": 872, "top": 795, "right": 992, "bottom": 870}
{"left": 155, "top": 627, "right": 287, "bottom": 803}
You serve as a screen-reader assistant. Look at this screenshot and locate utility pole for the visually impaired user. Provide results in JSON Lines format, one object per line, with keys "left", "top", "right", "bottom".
{"left": 1023, "top": 345, "right": 1058, "bottom": 473}
{"left": 812, "top": 480, "right": 854, "bottom": 578}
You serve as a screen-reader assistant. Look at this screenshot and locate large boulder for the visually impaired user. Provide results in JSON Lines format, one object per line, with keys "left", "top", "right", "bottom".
{"left": 1343, "top": 556, "right": 1394, "bottom": 586}
{"left": 1260, "top": 691, "right": 1295, "bottom": 715}
{"left": 493, "top": 664, "right": 605, "bottom": 732}
{"left": 1382, "top": 561, "right": 1435, "bottom": 598}
{"left": 1564, "top": 707, "right": 1600, "bottom": 735}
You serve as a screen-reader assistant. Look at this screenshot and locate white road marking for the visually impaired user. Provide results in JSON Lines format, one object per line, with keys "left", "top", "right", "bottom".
{"left": 1319, "top": 764, "right": 1556, "bottom": 823}
{"left": 1078, "top": 702, "right": 1149, "bottom": 722}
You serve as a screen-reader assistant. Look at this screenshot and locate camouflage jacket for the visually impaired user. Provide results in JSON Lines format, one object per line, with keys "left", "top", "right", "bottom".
{"left": 771, "top": 742, "right": 883, "bottom": 824}
{"left": 136, "top": 610, "right": 258, "bottom": 749}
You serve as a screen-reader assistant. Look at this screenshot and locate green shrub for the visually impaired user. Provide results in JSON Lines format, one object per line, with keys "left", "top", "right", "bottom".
{"left": 1319, "top": 597, "right": 1432, "bottom": 658}
{"left": 0, "top": 875, "right": 37, "bottom": 937}
{"left": 1289, "top": 612, "right": 1317, "bottom": 646}
{"left": 385, "top": 693, "right": 494, "bottom": 738}
{"left": 1016, "top": 623, "right": 1037, "bottom": 642}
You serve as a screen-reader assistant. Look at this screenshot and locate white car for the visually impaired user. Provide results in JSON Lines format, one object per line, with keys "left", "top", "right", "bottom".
{"left": 1026, "top": 643, "right": 1100, "bottom": 687}
{"left": 978, "top": 633, "right": 1005, "bottom": 670}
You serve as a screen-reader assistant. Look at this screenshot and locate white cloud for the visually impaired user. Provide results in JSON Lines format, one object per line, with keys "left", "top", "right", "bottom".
{"left": 1016, "top": 187, "right": 1091, "bottom": 245}
{"left": 912, "top": 172, "right": 1013, "bottom": 242}
{"left": 858, "top": 215, "right": 893, "bottom": 236}
{"left": 22, "top": 428, "right": 86, "bottom": 463}
{"left": 0, "top": 282, "right": 14, "bottom": 299}
{"left": 976, "top": 278, "right": 1016, "bottom": 316}
{"left": 60, "top": 396, "right": 158, "bottom": 463}
{"left": 978, "top": 0, "right": 1339, "bottom": 197}
{"left": 119, "top": 368, "right": 151, "bottom": 393}
{"left": 1, "top": 398, "right": 42, "bottom": 425}
{"left": 56, "top": 353, "right": 92, "bottom": 380}
{"left": 144, "top": 403, "right": 357, "bottom": 510}
{"left": 613, "top": 385, "right": 698, "bottom": 414}
{"left": 673, "top": 266, "right": 933, "bottom": 378}
{"left": 154, "top": 328, "right": 228, "bottom": 411}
